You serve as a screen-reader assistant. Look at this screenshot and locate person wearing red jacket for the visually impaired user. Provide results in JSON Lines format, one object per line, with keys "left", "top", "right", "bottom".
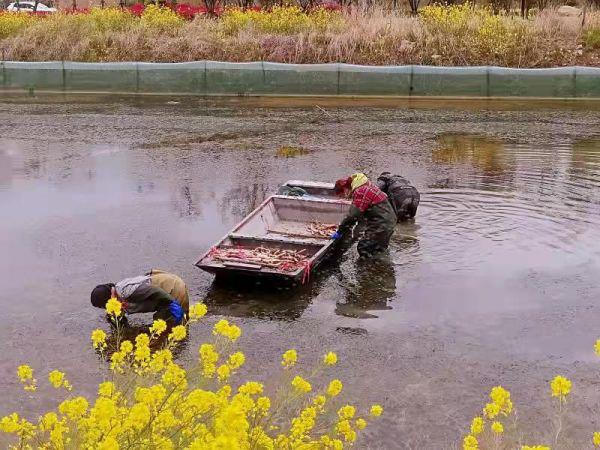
{"left": 332, "top": 173, "right": 396, "bottom": 257}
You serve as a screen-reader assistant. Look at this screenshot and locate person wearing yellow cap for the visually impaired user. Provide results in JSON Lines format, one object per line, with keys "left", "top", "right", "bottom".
{"left": 332, "top": 173, "right": 396, "bottom": 257}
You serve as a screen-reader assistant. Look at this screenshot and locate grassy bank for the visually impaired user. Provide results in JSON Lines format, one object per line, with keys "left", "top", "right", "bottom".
{"left": 1, "top": 4, "right": 600, "bottom": 66}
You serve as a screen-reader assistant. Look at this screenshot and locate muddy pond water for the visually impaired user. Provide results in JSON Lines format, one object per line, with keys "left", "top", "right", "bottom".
{"left": 1, "top": 95, "right": 599, "bottom": 448}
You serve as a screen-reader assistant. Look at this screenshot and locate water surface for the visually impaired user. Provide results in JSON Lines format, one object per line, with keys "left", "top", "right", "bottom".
{"left": 1, "top": 96, "right": 599, "bottom": 448}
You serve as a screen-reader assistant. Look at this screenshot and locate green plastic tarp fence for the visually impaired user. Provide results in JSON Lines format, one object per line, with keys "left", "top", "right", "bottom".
{"left": 1, "top": 61, "right": 599, "bottom": 98}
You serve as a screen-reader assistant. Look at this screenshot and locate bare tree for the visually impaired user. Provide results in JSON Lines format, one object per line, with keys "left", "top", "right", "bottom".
{"left": 489, "top": 0, "right": 512, "bottom": 14}
{"left": 203, "top": 0, "right": 219, "bottom": 15}
{"left": 407, "top": 0, "right": 420, "bottom": 14}
{"left": 520, "top": 0, "right": 530, "bottom": 18}
{"left": 236, "top": 0, "right": 254, "bottom": 9}
{"left": 301, "top": 0, "right": 317, "bottom": 10}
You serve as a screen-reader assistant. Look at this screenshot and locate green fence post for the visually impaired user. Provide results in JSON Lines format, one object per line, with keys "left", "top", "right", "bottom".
{"left": 61, "top": 60, "right": 66, "bottom": 92}
{"left": 135, "top": 62, "right": 139, "bottom": 94}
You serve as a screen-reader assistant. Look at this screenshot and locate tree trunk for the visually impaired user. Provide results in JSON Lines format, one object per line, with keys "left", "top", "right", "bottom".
{"left": 408, "top": 0, "right": 419, "bottom": 14}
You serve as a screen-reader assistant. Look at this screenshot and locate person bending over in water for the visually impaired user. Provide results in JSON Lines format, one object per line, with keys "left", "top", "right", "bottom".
{"left": 332, "top": 173, "right": 396, "bottom": 258}
{"left": 376, "top": 172, "right": 420, "bottom": 222}
{"left": 90, "top": 269, "right": 189, "bottom": 327}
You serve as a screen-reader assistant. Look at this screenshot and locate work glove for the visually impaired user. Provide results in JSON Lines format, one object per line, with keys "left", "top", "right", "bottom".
{"left": 331, "top": 231, "right": 342, "bottom": 240}
{"left": 168, "top": 301, "right": 185, "bottom": 325}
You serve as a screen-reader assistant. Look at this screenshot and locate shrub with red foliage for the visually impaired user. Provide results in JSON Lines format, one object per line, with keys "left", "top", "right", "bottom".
{"left": 127, "top": 2, "right": 221, "bottom": 19}
{"left": 174, "top": 3, "right": 207, "bottom": 19}
{"left": 317, "top": 2, "right": 341, "bottom": 11}
{"left": 128, "top": 3, "right": 144, "bottom": 16}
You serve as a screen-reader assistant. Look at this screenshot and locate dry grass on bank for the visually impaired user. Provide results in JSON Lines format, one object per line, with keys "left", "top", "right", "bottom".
{"left": 1, "top": 5, "right": 600, "bottom": 67}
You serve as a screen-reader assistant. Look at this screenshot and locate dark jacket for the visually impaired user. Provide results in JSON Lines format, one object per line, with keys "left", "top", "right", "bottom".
{"left": 339, "top": 197, "right": 396, "bottom": 257}
{"left": 376, "top": 173, "right": 420, "bottom": 221}
{"left": 115, "top": 270, "right": 189, "bottom": 324}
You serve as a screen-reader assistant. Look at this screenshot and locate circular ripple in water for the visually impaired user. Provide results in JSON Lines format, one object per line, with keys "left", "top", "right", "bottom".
{"left": 404, "top": 138, "right": 600, "bottom": 273}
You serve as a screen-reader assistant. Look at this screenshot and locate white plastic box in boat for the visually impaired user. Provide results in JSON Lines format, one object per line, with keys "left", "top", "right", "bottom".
{"left": 195, "top": 195, "right": 350, "bottom": 282}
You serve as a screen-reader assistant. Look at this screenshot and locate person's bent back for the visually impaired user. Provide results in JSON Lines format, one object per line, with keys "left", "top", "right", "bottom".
{"left": 91, "top": 269, "right": 189, "bottom": 326}
{"left": 376, "top": 172, "right": 420, "bottom": 222}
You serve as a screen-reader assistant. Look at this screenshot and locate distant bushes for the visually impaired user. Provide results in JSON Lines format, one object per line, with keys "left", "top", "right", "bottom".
{"left": 585, "top": 27, "right": 600, "bottom": 49}
{"left": 0, "top": 5, "right": 599, "bottom": 66}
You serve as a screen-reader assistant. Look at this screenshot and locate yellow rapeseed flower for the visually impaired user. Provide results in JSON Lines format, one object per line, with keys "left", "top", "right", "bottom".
{"left": 593, "top": 431, "right": 600, "bottom": 446}
{"left": 48, "top": 370, "right": 71, "bottom": 390}
{"left": 161, "top": 363, "right": 187, "bottom": 389}
{"left": 110, "top": 351, "right": 126, "bottom": 373}
{"left": 290, "top": 406, "right": 318, "bottom": 440}
{"left": 135, "top": 333, "right": 150, "bottom": 347}
{"left": 98, "top": 381, "right": 116, "bottom": 397}
{"left": 470, "top": 416, "right": 484, "bottom": 435}
{"left": 58, "top": 397, "right": 88, "bottom": 420}
{"left": 337, "top": 405, "right": 356, "bottom": 420}
{"left": 370, "top": 404, "right": 383, "bottom": 417}
{"left": 4, "top": 312, "right": 380, "bottom": 449}
{"left": 199, "top": 343, "right": 219, "bottom": 378}
{"left": 483, "top": 402, "right": 500, "bottom": 419}
{"left": 313, "top": 395, "right": 326, "bottom": 409}
{"left": 216, "top": 364, "right": 231, "bottom": 382}
{"left": 327, "top": 379, "right": 343, "bottom": 397}
{"left": 355, "top": 418, "right": 367, "bottom": 430}
{"left": 189, "top": 303, "right": 208, "bottom": 321}
{"left": 550, "top": 375, "right": 571, "bottom": 400}
{"left": 169, "top": 325, "right": 187, "bottom": 342}
{"left": 213, "top": 319, "right": 241, "bottom": 342}
{"left": 17, "top": 365, "right": 33, "bottom": 382}
{"left": 281, "top": 349, "right": 297, "bottom": 368}
{"left": 463, "top": 434, "right": 479, "bottom": 450}
{"left": 521, "top": 446, "right": 550, "bottom": 450}
{"left": 0, "top": 413, "right": 21, "bottom": 434}
{"left": 491, "top": 421, "right": 504, "bottom": 434}
{"left": 239, "top": 381, "right": 264, "bottom": 395}
{"left": 323, "top": 351, "right": 338, "bottom": 366}
{"left": 335, "top": 418, "right": 356, "bottom": 443}
{"left": 97, "top": 437, "right": 119, "bottom": 450}
{"left": 150, "top": 319, "right": 167, "bottom": 336}
{"left": 227, "top": 351, "right": 245, "bottom": 369}
{"left": 149, "top": 349, "right": 173, "bottom": 374}
{"left": 17, "top": 364, "right": 36, "bottom": 391}
{"left": 218, "top": 385, "right": 232, "bottom": 399}
{"left": 91, "top": 329, "right": 107, "bottom": 349}
{"left": 134, "top": 343, "right": 151, "bottom": 365}
{"left": 490, "top": 386, "right": 512, "bottom": 415}
{"left": 120, "top": 340, "right": 133, "bottom": 354}
{"left": 594, "top": 339, "right": 600, "bottom": 356}
{"left": 38, "top": 412, "right": 58, "bottom": 432}
{"left": 105, "top": 298, "right": 122, "bottom": 317}
{"left": 256, "top": 396, "right": 271, "bottom": 413}
{"left": 291, "top": 375, "right": 312, "bottom": 393}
